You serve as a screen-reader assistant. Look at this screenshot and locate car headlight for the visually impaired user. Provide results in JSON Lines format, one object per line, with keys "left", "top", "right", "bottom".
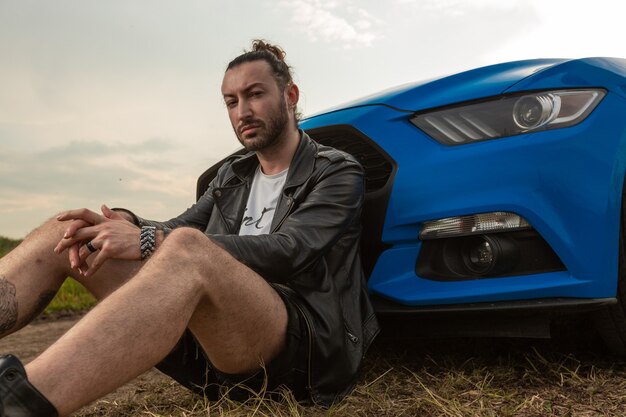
{"left": 410, "top": 89, "right": 606, "bottom": 145}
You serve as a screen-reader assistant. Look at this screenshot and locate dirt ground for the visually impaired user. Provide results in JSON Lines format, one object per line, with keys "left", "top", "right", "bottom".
{"left": 4, "top": 315, "right": 626, "bottom": 416}
{"left": 0, "top": 317, "right": 77, "bottom": 363}
{"left": 0, "top": 315, "right": 173, "bottom": 415}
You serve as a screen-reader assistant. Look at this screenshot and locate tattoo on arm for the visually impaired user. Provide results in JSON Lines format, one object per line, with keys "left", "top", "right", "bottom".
{"left": 0, "top": 277, "right": 18, "bottom": 335}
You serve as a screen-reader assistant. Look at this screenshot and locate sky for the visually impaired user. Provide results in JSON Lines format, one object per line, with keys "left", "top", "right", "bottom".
{"left": 1, "top": 0, "right": 625, "bottom": 239}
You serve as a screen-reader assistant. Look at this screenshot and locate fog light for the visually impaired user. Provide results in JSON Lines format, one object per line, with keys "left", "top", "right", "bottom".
{"left": 465, "top": 238, "right": 494, "bottom": 274}
{"left": 416, "top": 229, "right": 565, "bottom": 281}
{"left": 460, "top": 235, "right": 519, "bottom": 276}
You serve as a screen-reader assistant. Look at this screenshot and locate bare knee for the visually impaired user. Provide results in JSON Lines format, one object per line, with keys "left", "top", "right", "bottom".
{"left": 156, "top": 228, "right": 222, "bottom": 284}
{"left": 25, "top": 214, "right": 67, "bottom": 242}
{"left": 160, "top": 228, "right": 224, "bottom": 261}
{"left": 16, "top": 214, "right": 72, "bottom": 274}
{"left": 155, "top": 228, "right": 243, "bottom": 293}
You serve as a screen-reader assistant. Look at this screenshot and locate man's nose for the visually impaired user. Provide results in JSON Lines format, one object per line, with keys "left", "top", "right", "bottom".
{"left": 237, "top": 100, "right": 252, "bottom": 120}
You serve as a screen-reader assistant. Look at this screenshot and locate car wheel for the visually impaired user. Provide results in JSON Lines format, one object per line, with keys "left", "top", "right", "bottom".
{"left": 594, "top": 187, "right": 626, "bottom": 355}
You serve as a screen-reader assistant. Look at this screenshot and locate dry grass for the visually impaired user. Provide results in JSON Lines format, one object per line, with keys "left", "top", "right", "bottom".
{"left": 4, "top": 236, "right": 626, "bottom": 416}
{"left": 76, "top": 325, "right": 626, "bottom": 417}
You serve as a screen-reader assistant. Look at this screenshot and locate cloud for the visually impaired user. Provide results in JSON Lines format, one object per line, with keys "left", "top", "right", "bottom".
{"left": 0, "top": 139, "right": 217, "bottom": 238}
{"left": 281, "top": 0, "right": 383, "bottom": 49}
{"left": 13, "top": 140, "right": 195, "bottom": 198}
{"left": 396, "top": 0, "right": 514, "bottom": 12}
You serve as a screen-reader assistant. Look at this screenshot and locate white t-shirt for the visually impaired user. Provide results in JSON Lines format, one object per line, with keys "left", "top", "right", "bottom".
{"left": 239, "top": 166, "right": 288, "bottom": 236}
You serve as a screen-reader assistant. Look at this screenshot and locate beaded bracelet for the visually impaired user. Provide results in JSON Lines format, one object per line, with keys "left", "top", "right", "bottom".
{"left": 140, "top": 226, "right": 156, "bottom": 260}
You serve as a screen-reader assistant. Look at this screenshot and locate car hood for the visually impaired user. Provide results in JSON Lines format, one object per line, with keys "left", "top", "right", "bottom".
{"left": 309, "top": 58, "right": 569, "bottom": 117}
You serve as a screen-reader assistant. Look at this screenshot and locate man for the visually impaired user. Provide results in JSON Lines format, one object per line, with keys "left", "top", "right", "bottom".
{"left": 0, "top": 40, "right": 379, "bottom": 416}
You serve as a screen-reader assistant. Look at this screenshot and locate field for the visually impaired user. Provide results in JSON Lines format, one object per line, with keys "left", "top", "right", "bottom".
{"left": 2, "top": 236, "right": 626, "bottom": 416}
{"left": 74, "top": 322, "right": 626, "bottom": 416}
{"left": 0, "top": 236, "right": 21, "bottom": 256}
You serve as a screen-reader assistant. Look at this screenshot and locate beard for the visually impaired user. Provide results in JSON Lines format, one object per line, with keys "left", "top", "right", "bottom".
{"left": 235, "top": 97, "right": 289, "bottom": 152}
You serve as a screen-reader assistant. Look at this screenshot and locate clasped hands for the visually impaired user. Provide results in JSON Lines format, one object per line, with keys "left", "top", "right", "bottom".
{"left": 54, "top": 204, "right": 141, "bottom": 277}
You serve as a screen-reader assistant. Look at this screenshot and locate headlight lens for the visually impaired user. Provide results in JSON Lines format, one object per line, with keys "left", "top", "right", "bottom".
{"left": 410, "top": 89, "right": 606, "bottom": 145}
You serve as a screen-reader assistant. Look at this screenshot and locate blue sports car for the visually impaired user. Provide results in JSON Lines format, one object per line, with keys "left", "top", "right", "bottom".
{"left": 199, "top": 57, "right": 626, "bottom": 353}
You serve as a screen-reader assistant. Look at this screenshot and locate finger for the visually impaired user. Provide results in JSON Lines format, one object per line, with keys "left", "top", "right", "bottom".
{"left": 78, "top": 240, "right": 98, "bottom": 264}
{"left": 68, "top": 243, "right": 81, "bottom": 269}
{"left": 57, "top": 208, "right": 105, "bottom": 225}
{"left": 64, "top": 219, "right": 91, "bottom": 239}
{"left": 55, "top": 219, "right": 90, "bottom": 253}
{"left": 55, "top": 235, "right": 77, "bottom": 254}
{"left": 101, "top": 204, "right": 123, "bottom": 220}
{"left": 77, "top": 260, "right": 89, "bottom": 277}
{"left": 54, "top": 225, "right": 99, "bottom": 254}
{"left": 84, "top": 249, "right": 107, "bottom": 277}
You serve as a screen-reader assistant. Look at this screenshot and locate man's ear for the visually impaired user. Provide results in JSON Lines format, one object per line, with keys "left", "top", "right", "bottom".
{"left": 286, "top": 83, "right": 299, "bottom": 109}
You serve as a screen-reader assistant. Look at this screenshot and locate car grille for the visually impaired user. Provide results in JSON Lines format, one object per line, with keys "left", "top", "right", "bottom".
{"left": 306, "top": 125, "right": 394, "bottom": 193}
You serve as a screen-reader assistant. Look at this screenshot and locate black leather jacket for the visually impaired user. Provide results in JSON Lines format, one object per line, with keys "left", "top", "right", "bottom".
{"left": 136, "top": 132, "right": 379, "bottom": 406}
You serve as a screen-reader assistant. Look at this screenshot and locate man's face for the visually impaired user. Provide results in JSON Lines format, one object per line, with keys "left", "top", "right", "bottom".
{"left": 221, "top": 60, "right": 290, "bottom": 152}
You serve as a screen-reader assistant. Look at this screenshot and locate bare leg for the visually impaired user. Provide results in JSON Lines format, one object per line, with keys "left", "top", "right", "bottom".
{"left": 0, "top": 217, "right": 142, "bottom": 338}
{"left": 0, "top": 218, "right": 70, "bottom": 336}
{"left": 24, "top": 228, "right": 288, "bottom": 417}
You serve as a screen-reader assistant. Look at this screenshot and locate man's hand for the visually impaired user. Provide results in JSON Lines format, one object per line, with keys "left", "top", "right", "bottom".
{"left": 55, "top": 204, "right": 141, "bottom": 277}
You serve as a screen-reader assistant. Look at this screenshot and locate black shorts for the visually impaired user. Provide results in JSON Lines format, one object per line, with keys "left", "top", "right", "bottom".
{"left": 155, "top": 292, "right": 309, "bottom": 402}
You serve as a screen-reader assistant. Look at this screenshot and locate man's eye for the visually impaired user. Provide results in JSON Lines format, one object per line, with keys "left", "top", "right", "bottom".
{"left": 225, "top": 101, "right": 237, "bottom": 108}
{"left": 250, "top": 91, "right": 263, "bottom": 97}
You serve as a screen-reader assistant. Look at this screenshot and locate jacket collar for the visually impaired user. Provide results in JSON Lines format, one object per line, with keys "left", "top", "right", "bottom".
{"left": 230, "top": 130, "right": 317, "bottom": 188}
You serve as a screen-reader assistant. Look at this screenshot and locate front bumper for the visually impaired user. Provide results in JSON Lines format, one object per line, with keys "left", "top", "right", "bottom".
{"left": 302, "top": 90, "right": 626, "bottom": 307}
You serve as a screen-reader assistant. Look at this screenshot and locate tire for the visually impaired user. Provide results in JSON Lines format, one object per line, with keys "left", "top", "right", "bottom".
{"left": 594, "top": 185, "right": 626, "bottom": 355}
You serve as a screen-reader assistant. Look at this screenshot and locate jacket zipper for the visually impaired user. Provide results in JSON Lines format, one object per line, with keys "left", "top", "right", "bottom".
{"left": 345, "top": 323, "right": 359, "bottom": 344}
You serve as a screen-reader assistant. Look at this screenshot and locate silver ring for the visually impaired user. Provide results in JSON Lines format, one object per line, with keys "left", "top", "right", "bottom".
{"left": 86, "top": 241, "right": 97, "bottom": 253}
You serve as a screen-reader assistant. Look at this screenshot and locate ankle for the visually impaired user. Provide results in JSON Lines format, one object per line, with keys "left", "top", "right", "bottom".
{"left": 0, "top": 355, "right": 58, "bottom": 417}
